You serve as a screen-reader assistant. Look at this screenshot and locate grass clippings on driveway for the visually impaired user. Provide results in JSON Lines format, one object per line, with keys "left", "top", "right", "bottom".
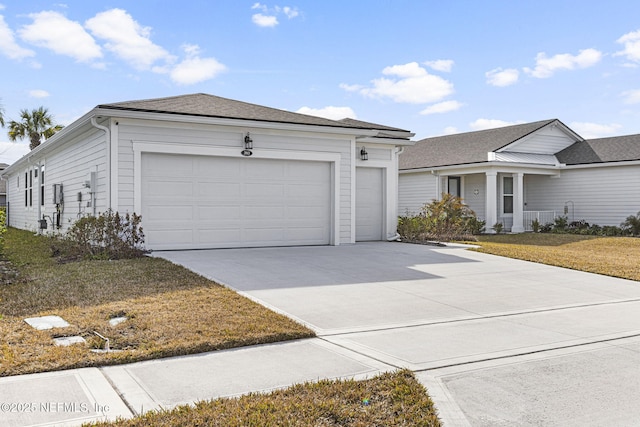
{"left": 87, "top": 369, "right": 441, "bottom": 427}
{"left": 0, "top": 228, "right": 314, "bottom": 377}
{"left": 474, "top": 234, "right": 640, "bottom": 281}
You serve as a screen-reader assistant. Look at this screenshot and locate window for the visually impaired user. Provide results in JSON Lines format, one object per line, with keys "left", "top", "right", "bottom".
{"left": 448, "top": 176, "right": 461, "bottom": 198}
{"left": 24, "top": 171, "right": 28, "bottom": 207}
{"left": 29, "top": 169, "right": 33, "bottom": 207}
{"left": 503, "top": 176, "right": 513, "bottom": 214}
{"left": 40, "top": 166, "right": 45, "bottom": 206}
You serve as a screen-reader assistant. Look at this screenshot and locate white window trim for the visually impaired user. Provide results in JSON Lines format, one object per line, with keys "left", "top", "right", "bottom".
{"left": 501, "top": 175, "right": 514, "bottom": 216}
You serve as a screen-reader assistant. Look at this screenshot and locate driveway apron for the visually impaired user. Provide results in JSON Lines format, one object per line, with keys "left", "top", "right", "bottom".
{"left": 156, "top": 242, "right": 640, "bottom": 426}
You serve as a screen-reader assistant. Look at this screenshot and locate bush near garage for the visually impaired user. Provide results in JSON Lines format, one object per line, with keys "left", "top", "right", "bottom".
{"left": 398, "top": 194, "right": 484, "bottom": 242}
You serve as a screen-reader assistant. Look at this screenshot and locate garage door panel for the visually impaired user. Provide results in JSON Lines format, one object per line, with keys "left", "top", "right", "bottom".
{"left": 142, "top": 153, "right": 331, "bottom": 249}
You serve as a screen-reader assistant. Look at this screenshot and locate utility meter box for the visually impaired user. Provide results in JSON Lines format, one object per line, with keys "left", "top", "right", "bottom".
{"left": 52, "top": 184, "right": 63, "bottom": 204}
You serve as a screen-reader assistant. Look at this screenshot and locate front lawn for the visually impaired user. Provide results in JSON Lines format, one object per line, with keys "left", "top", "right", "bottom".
{"left": 0, "top": 228, "right": 314, "bottom": 376}
{"left": 87, "top": 370, "right": 441, "bottom": 427}
{"left": 474, "top": 234, "right": 640, "bottom": 281}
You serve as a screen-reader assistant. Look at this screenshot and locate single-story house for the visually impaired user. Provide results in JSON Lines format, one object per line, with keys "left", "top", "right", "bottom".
{"left": 399, "top": 119, "right": 640, "bottom": 232}
{"left": 2, "top": 93, "right": 414, "bottom": 250}
{"left": 0, "top": 163, "right": 8, "bottom": 208}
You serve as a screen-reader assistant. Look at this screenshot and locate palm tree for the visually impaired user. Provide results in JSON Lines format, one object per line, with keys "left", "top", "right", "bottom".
{"left": 8, "top": 107, "right": 63, "bottom": 150}
{"left": 0, "top": 101, "right": 5, "bottom": 127}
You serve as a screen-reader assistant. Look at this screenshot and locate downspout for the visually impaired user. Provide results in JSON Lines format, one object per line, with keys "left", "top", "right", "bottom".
{"left": 387, "top": 146, "right": 405, "bottom": 241}
{"left": 90, "top": 117, "right": 111, "bottom": 211}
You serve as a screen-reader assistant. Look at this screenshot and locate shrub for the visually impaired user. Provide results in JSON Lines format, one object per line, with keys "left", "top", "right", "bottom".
{"left": 552, "top": 216, "right": 568, "bottom": 233}
{"left": 492, "top": 222, "right": 504, "bottom": 234}
{"left": 51, "top": 210, "right": 147, "bottom": 260}
{"left": 397, "top": 194, "right": 480, "bottom": 242}
{"left": 0, "top": 208, "right": 6, "bottom": 254}
{"left": 531, "top": 218, "right": 540, "bottom": 233}
{"left": 621, "top": 211, "right": 640, "bottom": 236}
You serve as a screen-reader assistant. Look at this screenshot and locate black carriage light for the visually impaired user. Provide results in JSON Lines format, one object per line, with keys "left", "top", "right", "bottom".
{"left": 244, "top": 133, "right": 253, "bottom": 149}
{"left": 360, "top": 146, "right": 368, "bottom": 161}
{"left": 242, "top": 132, "right": 253, "bottom": 156}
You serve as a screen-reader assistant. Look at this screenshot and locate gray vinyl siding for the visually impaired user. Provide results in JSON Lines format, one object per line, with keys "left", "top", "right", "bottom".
{"left": 525, "top": 165, "right": 640, "bottom": 226}
{"left": 398, "top": 172, "right": 438, "bottom": 215}
{"left": 7, "top": 127, "right": 107, "bottom": 231}
{"left": 116, "top": 119, "right": 354, "bottom": 244}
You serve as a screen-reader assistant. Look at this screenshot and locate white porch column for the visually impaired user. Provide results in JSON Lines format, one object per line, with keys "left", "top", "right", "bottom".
{"left": 512, "top": 172, "right": 525, "bottom": 233}
{"left": 485, "top": 171, "right": 497, "bottom": 233}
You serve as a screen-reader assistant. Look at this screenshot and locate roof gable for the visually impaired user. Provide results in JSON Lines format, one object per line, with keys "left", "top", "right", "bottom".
{"left": 498, "top": 121, "right": 582, "bottom": 155}
{"left": 400, "top": 119, "right": 558, "bottom": 169}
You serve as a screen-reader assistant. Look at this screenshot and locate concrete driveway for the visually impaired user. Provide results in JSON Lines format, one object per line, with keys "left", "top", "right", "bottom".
{"left": 157, "top": 242, "right": 640, "bottom": 426}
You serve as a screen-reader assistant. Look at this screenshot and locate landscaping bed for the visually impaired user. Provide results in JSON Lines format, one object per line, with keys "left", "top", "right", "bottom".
{"left": 0, "top": 228, "right": 314, "bottom": 376}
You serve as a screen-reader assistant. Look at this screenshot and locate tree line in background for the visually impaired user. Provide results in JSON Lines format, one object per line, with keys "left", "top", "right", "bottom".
{"left": 0, "top": 100, "right": 63, "bottom": 150}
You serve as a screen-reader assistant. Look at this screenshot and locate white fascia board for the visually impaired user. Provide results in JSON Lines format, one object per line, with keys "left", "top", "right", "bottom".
{"left": 355, "top": 136, "right": 416, "bottom": 146}
{"left": 92, "top": 108, "right": 381, "bottom": 138}
{"left": 400, "top": 161, "right": 561, "bottom": 176}
{"left": 562, "top": 159, "right": 640, "bottom": 169}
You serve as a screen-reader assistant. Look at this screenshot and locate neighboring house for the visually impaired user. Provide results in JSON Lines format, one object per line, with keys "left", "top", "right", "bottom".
{"left": 399, "top": 119, "right": 640, "bottom": 232}
{"left": 0, "top": 163, "right": 8, "bottom": 208}
{"left": 1, "top": 93, "right": 414, "bottom": 250}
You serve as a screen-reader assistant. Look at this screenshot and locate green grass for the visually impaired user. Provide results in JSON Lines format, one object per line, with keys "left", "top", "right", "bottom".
{"left": 474, "top": 234, "right": 640, "bottom": 281}
{"left": 87, "top": 370, "right": 441, "bottom": 427}
{"left": 0, "top": 228, "right": 314, "bottom": 376}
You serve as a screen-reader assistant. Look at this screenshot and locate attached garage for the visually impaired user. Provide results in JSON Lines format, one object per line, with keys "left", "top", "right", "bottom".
{"left": 3, "top": 94, "right": 414, "bottom": 250}
{"left": 142, "top": 153, "right": 332, "bottom": 250}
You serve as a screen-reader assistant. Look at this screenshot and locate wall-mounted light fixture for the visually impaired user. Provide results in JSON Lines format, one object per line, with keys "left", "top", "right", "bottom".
{"left": 360, "top": 146, "right": 368, "bottom": 161}
{"left": 242, "top": 132, "right": 253, "bottom": 156}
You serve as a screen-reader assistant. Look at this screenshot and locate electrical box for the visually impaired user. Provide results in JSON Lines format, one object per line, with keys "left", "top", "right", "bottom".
{"left": 52, "top": 184, "right": 63, "bottom": 204}
{"left": 84, "top": 171, "right": 97, "bottom": 191}
{"left": 77, "top": 192, "right": 82, "bottom": 202}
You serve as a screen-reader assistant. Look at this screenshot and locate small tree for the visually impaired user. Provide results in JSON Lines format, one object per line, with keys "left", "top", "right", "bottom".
{"left": 621, "top": 212, "right": 640, "bottom": 236}
{"left": 8, "top": 107, "right": 63, "bottom": 150}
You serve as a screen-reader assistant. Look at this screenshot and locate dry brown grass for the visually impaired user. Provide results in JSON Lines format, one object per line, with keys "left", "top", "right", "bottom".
{"left": 474, "top": 234, "right": 640, "bottom": 281}
{"left": 0, "top": 228, "right": 313, "bottom": 376}
{"left": 87, "top": 369, "right": 441, "bottom": 427}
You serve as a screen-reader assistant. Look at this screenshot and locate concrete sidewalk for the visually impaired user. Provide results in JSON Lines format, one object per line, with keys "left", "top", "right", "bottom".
{"left": 3, "top": 242, "right": 640, "bottom": 426}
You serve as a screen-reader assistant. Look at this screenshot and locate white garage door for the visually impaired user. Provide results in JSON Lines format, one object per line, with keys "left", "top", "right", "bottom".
{"left": 356, "top": 167, "right": 384, "bottom": 241}
{"left": 142, "top": 153, "right": 331, "bottom": 250}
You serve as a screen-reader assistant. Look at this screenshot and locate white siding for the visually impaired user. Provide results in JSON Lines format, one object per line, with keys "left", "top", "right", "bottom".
{"left": 7, "top": 128, "right": 107, "bottom": 231}
{"left": 398, "top": 172, "right": 437, "bottom": 215}
{"left": 116, "top": 119, "right": 354, "bottom": 244}
{"left": 525, "top": 165, "right": 640, "bottom": 226}
{"left": 504, "top": 125, "right": 576, "bottom": 154}
{"left": 463, "top": 173, "right": 486, "bottom": 220}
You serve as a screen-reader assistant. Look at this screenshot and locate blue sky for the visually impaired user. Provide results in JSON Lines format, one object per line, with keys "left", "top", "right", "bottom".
{"left": 1, "top": 1, "right": 640, "bottom": 163}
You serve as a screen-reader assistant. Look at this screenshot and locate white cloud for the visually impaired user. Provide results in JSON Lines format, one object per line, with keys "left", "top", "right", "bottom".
{"left": 19, "top": 11, "right": 102, "bottom": 62}
{"left": 251, "top": 4, "right": 300, "bottom": 27}
{"left": 0, "top": 15, "right": 35, "bottom": 60}
{"left": 85, "top": 8, "right": 172, "bottom": 70}
{"left": 344, "top": 62, "right": 454, "bottom": 104}
{"left": 296, "top": 106, "right": 356, "bottom": 120}
{"left": 469, "top": 118, "right": 523, "bottom": 131}
{"left": 281, "top": 6, "right": 299, "bottom": 19}
{"left": 169, "top": 44, "right": 226, "bottom": 85}
{"left": 615, "top": 29, "right": 640, "bottom": 64}
{"left": 424, "top": 59, "right": 454, "bottom": 72}
{"left": 0, "top": 4, "right": 5, "bottom": 11}
{"left": 523, "top": 48, "right": 602, "bottom": 78}
{"left": 0, "top": 140, "right": 31, "bottom": 164}
{"left": 569, "top": 122, "right": 622, "bottom": 139}
{"left": 28, "top": 89, "right": 50, "bottom": 98}
{"left": 419, "top": 100, "right": 463, "bottom": 115}
{"left": 252, "top": 13, "right": 278, "bottom": 27}
{"left": 486, "top": 67, "right": 519, "bottom": 87}
{"left": 622, "top": 89, "right": 640, "bottom": 104}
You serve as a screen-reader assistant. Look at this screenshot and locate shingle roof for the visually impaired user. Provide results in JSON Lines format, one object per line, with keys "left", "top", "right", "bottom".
{"left": 556, "top": 134, "right": 640, "bottom": 165}
{"left": 400, "top": 119, "right": 555, "bottom": 170}
{"left": 99, "top": 93, "right": 382, "bottom": 130}
{"left": 338, "top": 118, "right": 410, "bottom": 133}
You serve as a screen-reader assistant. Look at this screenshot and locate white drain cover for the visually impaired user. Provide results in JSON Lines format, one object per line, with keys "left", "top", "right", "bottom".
{"left": 24, "top": 315, "right": 70, "bottom": 330}
{"left": 53, "top": 336, "right": 86, "bottom": 346}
